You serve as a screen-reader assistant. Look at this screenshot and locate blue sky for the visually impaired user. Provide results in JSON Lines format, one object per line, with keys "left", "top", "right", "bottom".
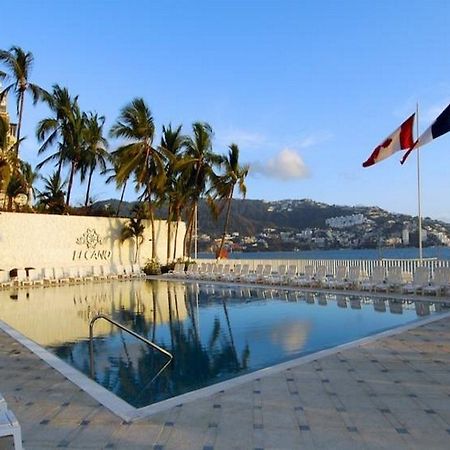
{"left": 3, "top": 0, "right": 450, "bottom": 221}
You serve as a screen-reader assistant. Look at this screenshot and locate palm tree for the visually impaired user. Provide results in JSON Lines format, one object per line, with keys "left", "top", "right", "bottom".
{"left": 160, "top": 123, "right": 185, "bottom": 262}
{"left": 102, "top": 156, "right": 128, "bottom": 217}
{"left": 35, "top": 171, "right": 66, "bottom": 214}
{"left": 177, "top": 122, "right": 222, "bottom": 257}
{"left": 19, "top": 160, "right": 39, "bottom": 207}
{"left": 110, "top": 98, "right": 167, "bottom": 258}
{"left": 36, "top": 84, "right": 84, "bottom": 206}
{"left": 213, "top": 144, "right": 249, "bottom": 258}
{"left": 121, "top": 217, "right": 145, "bottom": 264}
{"left": 80, "top": 112, "right": 109, "bottom": 206}
{"left": 0, "top": 46, "right": 45, "bottom": 158}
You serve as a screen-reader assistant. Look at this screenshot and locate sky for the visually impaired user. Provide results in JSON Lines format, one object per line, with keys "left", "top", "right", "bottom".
{"left": 3, "top": 0, "right": 450, "bottom": 221}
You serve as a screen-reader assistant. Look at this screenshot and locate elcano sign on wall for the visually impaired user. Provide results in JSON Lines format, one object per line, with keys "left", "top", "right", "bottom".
{"left": 72, "top": 228, "right": 112, "bottom": 261}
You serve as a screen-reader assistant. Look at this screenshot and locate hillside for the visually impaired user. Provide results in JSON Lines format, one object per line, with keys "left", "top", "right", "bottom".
{"left": 90, "top": 198, "right": 450, "bottom": 251}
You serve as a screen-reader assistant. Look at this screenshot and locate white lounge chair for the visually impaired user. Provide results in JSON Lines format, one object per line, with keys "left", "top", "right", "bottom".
{"left": 13, "top": 269, "right": 28, "bottom": 287}
{"left": 423, "top": 267, "right": 450, "bottom": 296}
{"left": 54, "top": 267, "right": 70, "bottom": 284}
{"left": 0, "top": 271, "right": 12, "bottom": 289}
{"left": 294, "top": 265, "right": 315, "bottom": 286}
{"left": 402, "top": 266, "right": 429, "bottom": 295}
{"left": 68, "top": 267, "right": 83, "bottom": 284}
{"left": 327, "top": 266, "right": 348, "bottom": 289}
{"left": 267, "top": 265, "right": 287, "bottom": 285}
{"left": 376, "top": 267, "right": 405, "bottom": 292}
{"left": 242, "top": 264, "right": 264, "bottom": 283}
{"left": 0, "top": 393, "right": 23, "bottom": 450}
{"left": 132, "top": 264, "right": 146, "bottom": 278}
{"left": 78, "top": 266, "right": 94, "bottom": 283}
{"left": 185, "top": 263, "right": 199, "bottom": 278}
{"left": 92, "top": 265, "right": 106, "bottom": 281}
{"left": 344, "top": 266, "right": 366, "bottom": 290}
{"left": 43, "top": 267, "right": 58, "bottom": 286}
{"left": 27, "top": 268, "right": 44, "bottom": 286}
{"left": 361, "top": 266, "right": 386, "bottom": 291}
{"left": 102, "top": 265, "right": 118, "bottom": 280}
{"left": 310, "top": 265, "right": 327, "bottom": 288}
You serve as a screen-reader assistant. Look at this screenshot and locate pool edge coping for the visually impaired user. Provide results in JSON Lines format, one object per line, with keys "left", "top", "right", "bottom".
{"left": 1, "top": 304, "right": 450, "bottom": 422}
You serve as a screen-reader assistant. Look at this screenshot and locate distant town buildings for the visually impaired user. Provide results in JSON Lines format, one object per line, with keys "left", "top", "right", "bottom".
{"left": 325, "top": 214, "right": 365, "bottom": 229}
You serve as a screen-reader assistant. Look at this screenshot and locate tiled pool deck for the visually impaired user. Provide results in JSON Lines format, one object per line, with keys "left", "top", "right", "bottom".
{"left": 1, "top": 294, "right": 450, "bottom": 449}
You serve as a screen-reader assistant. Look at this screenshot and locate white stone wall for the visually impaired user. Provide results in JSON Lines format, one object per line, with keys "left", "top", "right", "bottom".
{"left": 0, "top": 212, "right": 186, "bottom": 270}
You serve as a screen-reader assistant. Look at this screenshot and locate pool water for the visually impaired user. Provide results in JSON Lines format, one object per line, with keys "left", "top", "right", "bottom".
{"left": 0, "top": 279, "right": 447, "bottom": 408}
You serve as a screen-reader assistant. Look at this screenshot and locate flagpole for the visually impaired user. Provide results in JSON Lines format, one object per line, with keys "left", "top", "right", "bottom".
{"left": 416, "top": 102, "right": 423, "bottom": 261}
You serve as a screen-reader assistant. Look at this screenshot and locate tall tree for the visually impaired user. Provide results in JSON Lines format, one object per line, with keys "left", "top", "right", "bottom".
{"left": 35, "top": 171, "right": 66, "bottom": 214}
{"left": 36, "top": 85, "right": 84, "bottom": 206}
{"left": 177, "top": 122, "right": 221, "bottom": 257}
{"left": 110, "top": 98, "right": 167, "bottom": 258}
{"left": 160, "top": 123, "right": 185, "bottom": 262}
{"left": 213, "top": 143, "right": 249, "bottom": 258}
{"left": 0, "top": 46, "right": 44, "bottom": 158}
{"left": 80, "top": 112, "right": 109, "bottom": 206}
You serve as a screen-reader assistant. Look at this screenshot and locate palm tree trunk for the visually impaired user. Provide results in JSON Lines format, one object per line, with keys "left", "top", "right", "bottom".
{"left": 184, "top": 202, "right": 197, "bottom": 257}
{"left": 148, "top": 202, "right": 156, "bottom": 259}
{"left": 166, "top": 204, "right": 172, "bottom": 264}
{"left": 65, "top": 162, "right": 76, "bottom": 206}
{"left": 15, "top": 91, "right": 25, "bottom": 158}
{"left": 116, "top": 181, "right": 127, "bottom": 217}
{"left": 84, "top": 165, "right": 95, "bottom": 206}
{"left": 173, "top": 219, "right": 179, "bottom": 261}
{"left": 217, "top": 188, "right": 234, "bottom": 258}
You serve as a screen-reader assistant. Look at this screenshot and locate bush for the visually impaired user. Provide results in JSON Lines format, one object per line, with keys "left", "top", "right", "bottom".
{"left": 143, "top": 258, "right": 161, "bottom": 275}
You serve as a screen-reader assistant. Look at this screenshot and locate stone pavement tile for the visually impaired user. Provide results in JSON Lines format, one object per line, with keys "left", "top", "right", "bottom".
{"left": 350, "top": 409, "right": 394, "bottom": 429}
{"left": 405, "top": 429, "right": 450, "bottom": 450}
{"left": 359, "top": 428, "right": 412, "bottom": 450}
{"left": 108, "top": 419, "right": 163, "bottom": 448}
{"left": 259, "top": 424, "right": 303, "bottom": 450}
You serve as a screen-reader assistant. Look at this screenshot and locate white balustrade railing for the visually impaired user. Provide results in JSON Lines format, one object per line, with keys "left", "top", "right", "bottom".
{"left": 196, "top": 257, "right": 450, "bottom": 277}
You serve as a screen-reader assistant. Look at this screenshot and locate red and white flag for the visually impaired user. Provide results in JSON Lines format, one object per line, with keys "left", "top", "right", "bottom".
{"left": 362, "top": 114, "right": 415, "bottom": 167}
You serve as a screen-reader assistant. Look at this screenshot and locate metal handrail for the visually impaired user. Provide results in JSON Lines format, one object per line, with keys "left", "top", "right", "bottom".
{"left": 89, "top": 314, "right": 173, "bottom": 381}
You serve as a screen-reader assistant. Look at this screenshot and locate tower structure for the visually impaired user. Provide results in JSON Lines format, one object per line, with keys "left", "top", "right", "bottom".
{"left": 0, "top": 84, "right": 18, "bottom": 206}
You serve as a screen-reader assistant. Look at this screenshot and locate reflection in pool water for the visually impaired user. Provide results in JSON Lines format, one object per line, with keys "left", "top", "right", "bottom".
{"left": 0, "top": 280, "right": 447, "bottom": 408}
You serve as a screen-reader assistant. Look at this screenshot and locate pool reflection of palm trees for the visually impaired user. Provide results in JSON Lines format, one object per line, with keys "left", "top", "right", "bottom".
{"left": 87, "top": 280, "right": 250, "bottom": 407}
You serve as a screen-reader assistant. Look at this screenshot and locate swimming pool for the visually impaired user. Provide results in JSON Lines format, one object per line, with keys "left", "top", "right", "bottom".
{"left": 0, "top": 279, "right": 447, "bottom": 411}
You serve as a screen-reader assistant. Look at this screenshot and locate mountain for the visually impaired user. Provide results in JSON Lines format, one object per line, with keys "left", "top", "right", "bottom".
{"left": 90, "top": 198, "right": 450, "bottom": 251}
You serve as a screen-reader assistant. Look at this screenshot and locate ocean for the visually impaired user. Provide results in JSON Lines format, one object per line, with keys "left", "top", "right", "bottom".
{"left": 198, "top": 246, "right": 450, "bottom": 260}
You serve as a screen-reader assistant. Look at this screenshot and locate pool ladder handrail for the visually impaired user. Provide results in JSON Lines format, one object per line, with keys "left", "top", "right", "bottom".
{"left": 89, "top": 313, "right": 173, "bottom": 380}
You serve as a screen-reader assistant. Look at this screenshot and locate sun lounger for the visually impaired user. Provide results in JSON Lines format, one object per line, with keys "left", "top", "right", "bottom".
{"left": 92, "top": 265, "right": 106, "bottom": 281}
{"left": 43, "top": 267, "right": 58, "bottom": 285}
{"left": 267, "top": 265, "right": 287, "bottom": 284}
{"left": 185, "top": 263, "right": 199, "bottom": 278}
{"left": 0, "top": 393, "right": 23, "bottom": 450}
{"left": 0, "top": 270, "right": 12, "bottom": 289}
{"left": 361, "top": 266, "right": 386, "bottom": 291}
{"left": 68, "top": 267, "right": 83, "bottom": 284}
{"left": 241, "top": 264, "right": 264, "bottom": 283}
{"left": 402, "top": 266, "right": 429, "bottom": 295}
{"left": 294, "top": 264, "right": 315, "bottom": 286}
{"left": 376, "top": 267, "right": 405, "bottom": 292}
{"left": 102, "top": 265, "right": 118, "bottom": 280}
{"left": 12, "top": 269, "right": 28, "bottom": 287}
{"left": 423, "top": 267, "right": 450, "bottom": 296}
{"left": 132, "top": 264, "right": 146, "bottom": 278}
{"left": 310, "top": 265, "right": 327, "bottom": 288}
{"left": 326, "top": 266, "right": 348, "bottom": 289}
{"left": 27, "top": 268, "right": 44, "bottom": 286}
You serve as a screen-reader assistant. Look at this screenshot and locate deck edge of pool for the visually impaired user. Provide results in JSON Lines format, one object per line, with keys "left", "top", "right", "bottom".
{"left": 1, "top": 307, "right": 450, "bottom": 422}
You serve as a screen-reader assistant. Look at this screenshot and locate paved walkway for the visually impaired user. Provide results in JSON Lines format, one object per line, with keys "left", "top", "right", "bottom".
{"left": 1, "top": 314, "right": 450, "bottom": 449}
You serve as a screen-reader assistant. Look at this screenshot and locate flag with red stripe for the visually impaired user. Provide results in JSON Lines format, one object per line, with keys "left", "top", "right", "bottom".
{"left": 362, "top": 114, "right": 415, "bottom": 168}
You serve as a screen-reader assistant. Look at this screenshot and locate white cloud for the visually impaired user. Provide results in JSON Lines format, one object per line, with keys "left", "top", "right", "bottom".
{"left": 296, "top": 131, "right": 333, "bottom": 149}
{"left": 251, "top": 148, "right": 310, "bottom": 180}
{"left": 216, "top": 128, "right": 267, "bottom": 148}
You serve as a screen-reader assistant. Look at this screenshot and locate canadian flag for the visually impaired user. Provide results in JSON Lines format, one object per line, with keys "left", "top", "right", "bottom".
{"left": 362, "top": 114, "right": 415, "bottom": 168}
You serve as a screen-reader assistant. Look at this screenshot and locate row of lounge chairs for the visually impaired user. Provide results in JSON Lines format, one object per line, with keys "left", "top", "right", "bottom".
{"left": 163, "top": 262, "right": 450, "bottom": 296}
{"left": 0, "top": 264, "right": 146, "bottom": 289}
